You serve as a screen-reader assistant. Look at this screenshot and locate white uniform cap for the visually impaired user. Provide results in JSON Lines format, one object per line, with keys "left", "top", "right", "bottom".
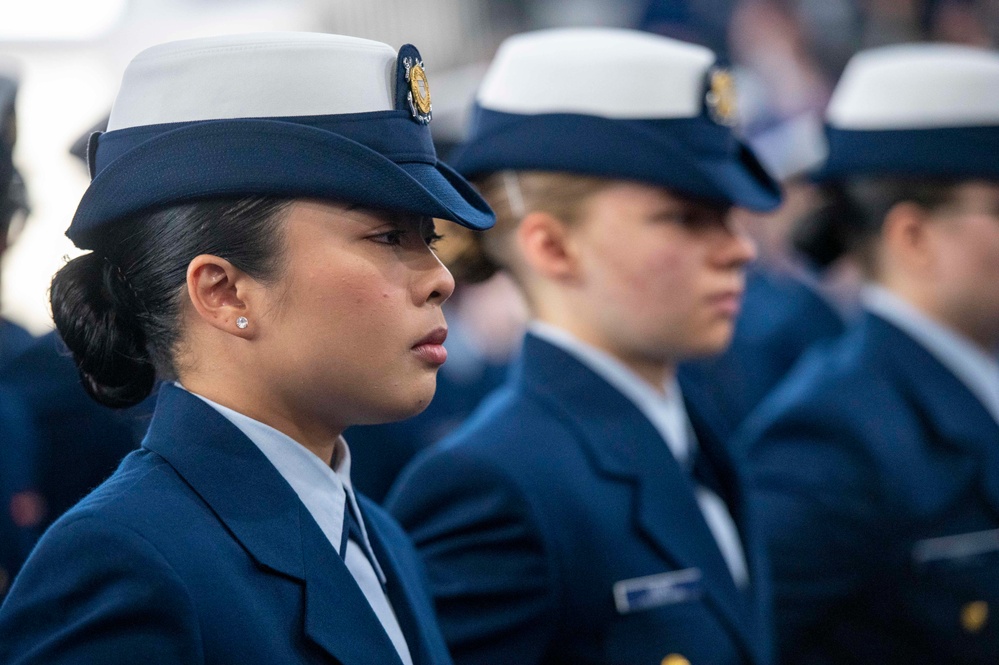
{"left": 476, "top": 27, "right": 716, "bottom": 119}
{"left": 108, "top": 32, "right": 397, "bottom": 131}
{"left": 827, "top": 43, "right": 999, "bottom": 130}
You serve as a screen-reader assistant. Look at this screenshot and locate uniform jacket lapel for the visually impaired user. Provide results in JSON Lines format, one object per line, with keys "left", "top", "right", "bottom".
{"left": 517, "top": 334, "right": 762, "bottom": 663}
{"left": 361, "top": 499, "right": 451, "bottom": 665}
{"left": 142, "top": 384, "right": 404, "bottom": 665}
{"left": 869, "top": 315, "right": 999, "bottom": 517}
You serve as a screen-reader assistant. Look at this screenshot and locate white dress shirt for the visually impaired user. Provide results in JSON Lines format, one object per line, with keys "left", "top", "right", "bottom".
{"left": 182, "top": 386, "right": 414, "bottom": 665}
{"left": 862, "top": 284, "right": 999, "bottom": 425}
{"left": 529, "top": 322, "right": 750, "bottom": 588}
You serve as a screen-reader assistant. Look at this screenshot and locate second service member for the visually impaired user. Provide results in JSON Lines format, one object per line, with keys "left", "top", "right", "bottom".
{"left": 388, "top": 28, "right": 782, "bottom": 665}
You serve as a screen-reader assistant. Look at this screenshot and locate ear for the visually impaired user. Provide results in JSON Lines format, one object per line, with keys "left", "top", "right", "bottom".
{"left": 186, "top": 254, "right": 256, "bottom": 337}
{"left": 882, "top": 201, "right": 934, "bottom": 274}
{"left": 515, "top": 211, "right": 579, "bottom": 282}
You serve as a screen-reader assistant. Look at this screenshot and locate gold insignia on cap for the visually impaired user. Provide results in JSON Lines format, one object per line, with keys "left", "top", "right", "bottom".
{"left": 961, "top": 600, "right": 989, "bottom": 633}
{"left": 706, "top": 68, "right": 737, "bottom": 127}
{"left": 404, "top": 57, "right": 432, "bottom": 124}
{"left": 662, "top": 655, "right": 691, "bottom": 665}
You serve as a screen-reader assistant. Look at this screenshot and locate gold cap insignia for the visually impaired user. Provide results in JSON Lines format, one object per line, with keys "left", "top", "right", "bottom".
{"left": 961, "top": 600, "right": 989, "bottom": 633}
{"left": 706, "top": 67, "right": 737, "bottom": 127}
{"left": 662, "top": 655, "right": 691, "bottom": 665}
{"left": 404, "top": 57, "right": 432, "bottom": 125}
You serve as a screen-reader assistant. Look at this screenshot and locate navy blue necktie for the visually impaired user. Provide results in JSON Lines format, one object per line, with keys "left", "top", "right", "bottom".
{"left": 340, "top": 498, "right": 370, "bottom": 560}
{"left": 688, "top": 443, "right": 727, "bottom": 503}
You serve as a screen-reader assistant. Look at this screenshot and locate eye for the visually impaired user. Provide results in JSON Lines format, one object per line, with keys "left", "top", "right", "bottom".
{"left": 424, "top": 231, "right": 445, "bottom": 249}
{"left": 371, "top": 229, "right": 406, "bottom": 246}
{"left": 651, "top": 207, "right": 727, "bottom": 230}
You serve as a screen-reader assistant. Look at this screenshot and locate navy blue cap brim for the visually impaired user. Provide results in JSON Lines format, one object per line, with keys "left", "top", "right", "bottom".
{"left": 813, "top": 124, "right": 999, "bottom": 182}
{"left": 68, "top": 117, "right": 495, "bottom": 249}
{"left": 451, "top": 109, "right": 782, "bottom": 212}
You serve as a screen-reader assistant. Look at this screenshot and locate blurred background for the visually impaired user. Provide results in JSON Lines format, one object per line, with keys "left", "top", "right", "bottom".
{"left": 2, "top": 0, "right": 999, "bottom": 333}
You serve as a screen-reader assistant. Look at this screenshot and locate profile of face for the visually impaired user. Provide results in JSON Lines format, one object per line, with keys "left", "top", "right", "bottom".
{"left": 924, "top": 181, "right": 999, "bottom": 349}
{"left": 230, "top": 200, "right": 455, "bottom": 434}
{"left": 568, "top": 182, "right": 756, "bottom": 372}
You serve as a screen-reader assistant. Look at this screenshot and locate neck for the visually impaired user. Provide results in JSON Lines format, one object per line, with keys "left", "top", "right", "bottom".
{"left": 180, "top": 374, "right": 340, "bottom": 466}
{"left": 532, "top": 315, "right": 676, "bottom": 394}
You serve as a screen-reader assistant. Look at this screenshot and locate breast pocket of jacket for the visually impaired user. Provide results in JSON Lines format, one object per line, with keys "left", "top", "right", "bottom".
{"left": 909, "top": 529, "right": 999, "bottom": 657}
{"left": 604, "top": 568, "right": 740, "bottom": 665}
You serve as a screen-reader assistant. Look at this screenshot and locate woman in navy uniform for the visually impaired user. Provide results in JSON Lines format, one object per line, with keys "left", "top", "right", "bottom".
{"left": 387, "top": 28, "right": 782, "bottom": 665}
{"left": 0, "top": 32, "right": 493, "bottom": 665}
{"left": 738, "top": 44, "right": 999, "bottom": 664}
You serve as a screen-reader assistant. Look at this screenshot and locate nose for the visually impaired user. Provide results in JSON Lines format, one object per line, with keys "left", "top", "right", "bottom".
{"left": 717, "top": 214, "right": 758, "bottom": 268}
{"left": 423, "top": 250, "right": 456, "bottom": 305}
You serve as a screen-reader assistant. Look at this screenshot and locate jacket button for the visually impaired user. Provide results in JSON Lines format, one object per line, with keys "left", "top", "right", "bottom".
{"left": 961, "top": 601, "right": 989, "bottom": 633}
{"left": 662, "top": 655, "right": 691, "bottom": 665}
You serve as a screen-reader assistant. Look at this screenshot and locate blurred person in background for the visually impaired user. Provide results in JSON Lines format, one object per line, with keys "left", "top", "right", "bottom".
{"left": 0, "top": 71, "right": 44, "bottom": 601}
{"left": 0, "top": 72, "right": 32, "bottom": 367}
{"left": 0, "top": 383, "right": 40, "bottom": 601}
{"left": 738, "top": 44, "right": 999, "bottom": 663}
{"left": 0, "top": 76, "right": 141, "bottom": 552}
{"left": 0, "top": 31, "right": 494, "bottom": 664}
{"left": 388, "top": 28, "right": 782, "bottom": 665}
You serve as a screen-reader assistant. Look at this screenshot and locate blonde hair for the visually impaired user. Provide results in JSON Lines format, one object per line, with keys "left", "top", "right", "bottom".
{"left": 440, "top": 170, "right": 612, "bottom": 284}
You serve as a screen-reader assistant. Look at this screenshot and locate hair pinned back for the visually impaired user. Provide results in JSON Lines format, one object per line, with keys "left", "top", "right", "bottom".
{"left": 441, "top": 171, "right": 612, "bottom": 285}
{"left": 51, "top": 197, "right": 292, "bottom": 408}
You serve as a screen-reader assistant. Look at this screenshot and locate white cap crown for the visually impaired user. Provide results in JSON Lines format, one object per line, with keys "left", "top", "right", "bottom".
{"left": 476, "top": 28, "right": 716, "bottom": 119}
{"left": 827, "top": 44, "right": 999, "bottom": 130}
{"left": 108, "top": 32, "right": 398, "bottom": 131}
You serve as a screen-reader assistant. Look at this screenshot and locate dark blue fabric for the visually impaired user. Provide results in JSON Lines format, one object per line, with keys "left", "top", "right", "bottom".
{"left": 682, "top": 267, "right": 847, "bottom": 435}
{"left": 93, "top": 111, "right": 437, "bottom": 171}
{"left": 0, "top": 384, "right": 41, "bottom": 599}
{"left": 0, "top": 318, "right": 33, "bottom": 371}
{"left": 0, "top": 331, "right": 142, "bottom": 541}
{"left": 816, "top": 124, "right": 999, "bottom": 181}
{"left": 451, "top": 107, "right": 782, "bottom": 212}
{"left": 69, "top": 113, "right": 494, "bottom": 249}
{"left": 387, "top": 333, "right": 772, "bottom": 665}
{"left": 0, "top": 384, "right": 453, "bottom": 665}
{"left": 737, "top": 313, "right": 999, "bottom": 664}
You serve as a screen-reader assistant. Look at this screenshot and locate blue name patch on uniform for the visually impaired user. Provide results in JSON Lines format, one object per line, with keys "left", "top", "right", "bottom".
{"left": 913, "top": 528, "right": 999, "bottom": 566}
{"left": 613, "top": 568, "right": 703, "bottom": 614}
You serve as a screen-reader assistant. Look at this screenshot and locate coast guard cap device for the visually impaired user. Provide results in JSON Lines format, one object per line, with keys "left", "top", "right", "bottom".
{"left": 67, "top": 32, "right": 495, "bottom": 250}
{"left": 452, "top": 28, "right": 782, "bottom": 212}
{"left": 816, "top": 43, "right": 999, "bottom": 181}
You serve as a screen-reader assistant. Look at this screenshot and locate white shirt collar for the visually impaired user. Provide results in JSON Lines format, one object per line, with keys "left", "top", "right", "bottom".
{"left": 528, "top": 321, "right": 694, "bottom": 463}
{"left": 178, "top": 384, "right": 386, "bottom": 583}
{"left": 862, "top": 284, "right": 999, "bottom": 425}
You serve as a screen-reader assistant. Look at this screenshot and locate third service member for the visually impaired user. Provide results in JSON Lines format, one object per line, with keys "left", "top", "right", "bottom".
{"left": 738, "top": 44, "right": 999, "bottom": 664}
{"left": 388, "top": 28, "right": 782, "bottom": 665}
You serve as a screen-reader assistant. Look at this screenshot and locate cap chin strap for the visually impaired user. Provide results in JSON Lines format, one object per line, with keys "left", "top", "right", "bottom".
{"left": 502, "top": 170, "right": 527, "bottom": 220}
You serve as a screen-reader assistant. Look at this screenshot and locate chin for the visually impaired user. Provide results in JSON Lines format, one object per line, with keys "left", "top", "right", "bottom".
{"left": 357, "top": 382, "right": 439, "bottom": 426}
{"left": 685, "top": 326, "right": 735, "bottom": 359}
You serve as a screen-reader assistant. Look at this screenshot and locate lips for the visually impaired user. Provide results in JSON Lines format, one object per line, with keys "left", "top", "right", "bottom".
{"left": 708, "top": 289, "right": 744, "bottom": 317}
{"left": 412, "top": 327, "right": 448, "bottom": 365}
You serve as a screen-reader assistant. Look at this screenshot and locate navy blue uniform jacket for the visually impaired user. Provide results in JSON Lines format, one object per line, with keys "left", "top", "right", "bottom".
{"left": 739, "top": 313, "right": 999, "bottom": 663}
{"left": 0, "top": 384, "right": 453, "bottom": 665}
{"left": 387, "top": 334, "right": 772, "bottom": 665}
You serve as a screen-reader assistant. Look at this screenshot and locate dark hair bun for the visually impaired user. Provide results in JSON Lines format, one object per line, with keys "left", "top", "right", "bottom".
{"left": 50, "top": 252, "right": 155, "bottom": 408}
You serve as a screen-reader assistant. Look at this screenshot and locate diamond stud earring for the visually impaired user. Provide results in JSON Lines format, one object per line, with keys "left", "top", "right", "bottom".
{"left": 236, "top": 316, "right": 249, "bottom": 329}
